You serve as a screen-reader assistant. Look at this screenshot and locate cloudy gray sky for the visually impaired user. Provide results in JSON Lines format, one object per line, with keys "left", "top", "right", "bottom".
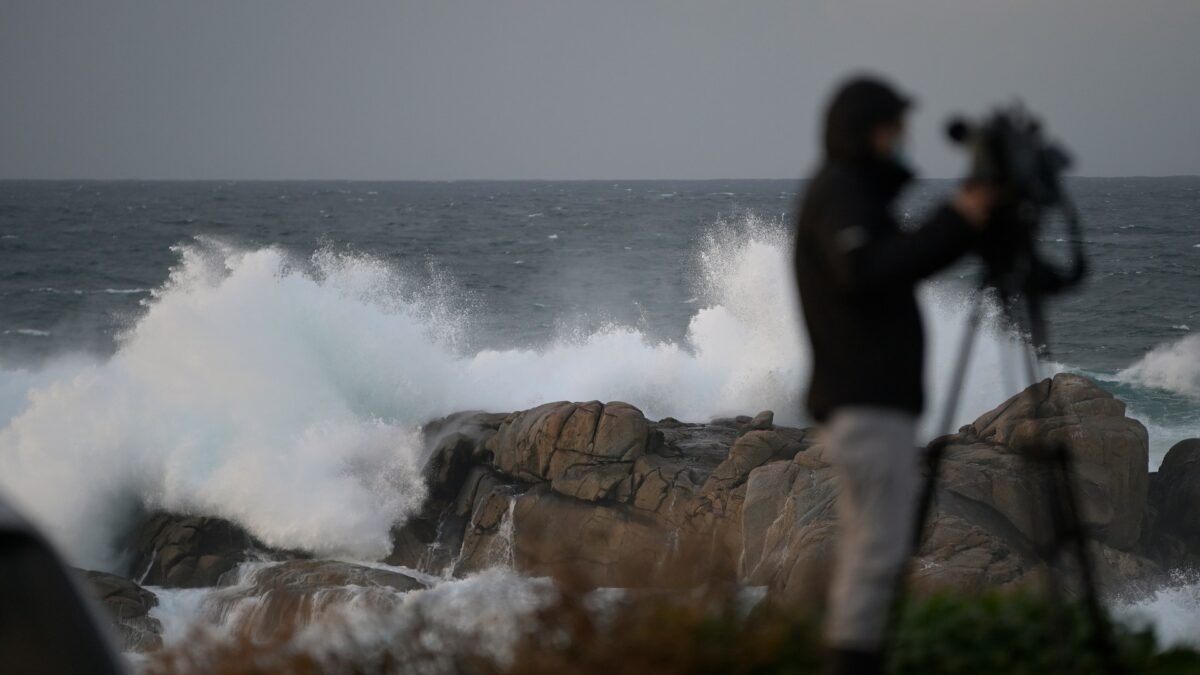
{"left": 2, "top": 1, "right": 1198, "bottom": 179}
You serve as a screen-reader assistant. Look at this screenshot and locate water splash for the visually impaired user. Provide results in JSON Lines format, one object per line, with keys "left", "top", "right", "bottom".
{"left": 0, "top": 221, "right": 1031, "bottom": 570}
{"left": 1118, "top": 333, "right": 1200, "bottom": 400}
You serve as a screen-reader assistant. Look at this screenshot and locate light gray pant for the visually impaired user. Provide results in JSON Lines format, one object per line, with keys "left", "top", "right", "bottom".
{"left": 823, "top": 406, "right": 919, "bottom": 651}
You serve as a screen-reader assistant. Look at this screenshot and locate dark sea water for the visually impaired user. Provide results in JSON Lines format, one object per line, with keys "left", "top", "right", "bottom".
{"left": 2, "top": 179, "right": 1196, "bottom": 444}
{"left": 1, "top": 178, "right": 1198, "bottom": 651}
{"left": 0, "top": 179, "right": 1196, "bottom": 518}
{"left": 2, "top": 178, "right": 1196, "bottom": 365}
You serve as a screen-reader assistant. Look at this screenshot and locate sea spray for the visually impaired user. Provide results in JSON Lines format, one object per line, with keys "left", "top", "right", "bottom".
{"left": 1118, "top": 333, "right": 1200, "bottom": 400}
{"left": 1089, "top": 332, "right": 1200, "bottom": 468}
{"left": 1112, "top": 570, "right": 1200, "bottom": 649}
{"left": 0, "top": 221, "right": 1034, "bottom": 571}
{"left": 146, "top": 564, "right": 554, "bottom": 668}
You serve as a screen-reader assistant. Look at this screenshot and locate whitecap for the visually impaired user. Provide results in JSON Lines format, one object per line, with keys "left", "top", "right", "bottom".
{"left": 1112, "top": 570, "right": 1200, "bottom": 649}
{"left": 0, "top": 221, "right": 1041, "bottom": 572}
{"left": 1117, "top": 333, "right": 1200, "bottom": 399}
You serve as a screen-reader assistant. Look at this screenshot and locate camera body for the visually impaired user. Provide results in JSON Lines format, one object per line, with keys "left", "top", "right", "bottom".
{"left": 947, "top": 105, "right": 1072, "bottom": 209}
{"left": 946, "top": 105, "right": 1084, "bottom": 299}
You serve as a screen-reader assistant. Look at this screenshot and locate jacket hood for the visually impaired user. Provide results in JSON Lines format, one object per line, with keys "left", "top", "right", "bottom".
{"left": 822, "top": 76, "right": 912, "bottom": 162}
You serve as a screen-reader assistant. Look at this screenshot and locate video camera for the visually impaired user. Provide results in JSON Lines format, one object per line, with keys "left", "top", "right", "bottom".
{"left": 946, "top": 105, "right": 1087, "bottom": 306}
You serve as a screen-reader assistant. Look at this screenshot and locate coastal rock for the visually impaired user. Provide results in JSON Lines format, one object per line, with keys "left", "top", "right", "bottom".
{"left": 385, "top": 412, "right": 509, "bottom": 570}
{"left": 444, "top": 405, "right": 816, "bottom": 587}
{"left": 910, "top": 513, "right": 1034, "bottom": 592}
{"left": 399, "top": 376, "right": 1158, "bottom": 598}
{"left": 203, "top": 560, "right": 428, "bottom": 641}
{"left": 949, "top": 372, "right": 1149, "bottom": 550}
{"left": 483, "top": 401, "right": 656, "bottom": 502}
{"left": 740, "top": 374, "right": 1156, "bottom": 600}
{"left": 130, "top": 513, "right": 278, "bottom": 588}
{"left": 80, "top": 569, "right": 162, "bottom": 652}
{"left": 739, "top": 442, "right": 1044, "bottom": 601}
{"left": 740, "top": 445, "right": 839, "bottom": 603}
{"left": 119, "top": 374, "right": 1153, "bottom": 607}
{"left": 105, "top": 375, "right": 1154, "bottom": 610}
{"left": 422, "top": 411, "right": 509, "bottom": 501}
{"left": 1154, "top": 439, "right": 1200, "bottom": 540}
{"left": 1142, "top": 438, "right": 1200, "bottom": 568}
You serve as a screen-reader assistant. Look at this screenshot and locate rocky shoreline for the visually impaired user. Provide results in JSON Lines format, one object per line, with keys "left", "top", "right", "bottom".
{"left": 78, "top": 373, "right": 1200, "bottom": 653}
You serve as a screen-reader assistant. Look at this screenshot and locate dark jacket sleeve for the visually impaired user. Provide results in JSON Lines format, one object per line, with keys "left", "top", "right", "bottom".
{"left": 816, "top": 199, "right": 977, "bottom": 296}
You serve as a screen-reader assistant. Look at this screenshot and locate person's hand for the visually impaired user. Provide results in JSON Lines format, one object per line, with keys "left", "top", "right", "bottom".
{"left": 953, "top": 182, "right": 998, "bottom": 230}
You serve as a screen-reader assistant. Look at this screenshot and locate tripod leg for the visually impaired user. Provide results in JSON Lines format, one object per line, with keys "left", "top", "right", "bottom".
{"left": 1020, "top": 336, "right": 1042, "bottom": 387}
{"left": 1034, "top": 446, "right": 1073, "bottom": 671}
{"left": 936, "top": 290, "right": 989, "bottom": 438}
{"left": 1047, "top": 441, "right": 1127, "bottom": 675}
{"left": 910, "top": 290, "right": 988, "bottom": 553}
{"left": 883, "top": 288, "right": 989, "bottom": 650}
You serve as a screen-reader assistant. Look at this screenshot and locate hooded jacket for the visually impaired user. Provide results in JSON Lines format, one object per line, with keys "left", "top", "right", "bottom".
{"left": 794, "top": 78, "right": 977, "bottom": 422}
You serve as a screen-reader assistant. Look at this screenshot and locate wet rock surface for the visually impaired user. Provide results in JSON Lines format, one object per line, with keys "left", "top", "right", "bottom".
{"left": 102, "top": 373, "right": 1180, "bottom": 654}
{"left": 398, "top": 374, "right": 1162, "bottom": 597}
{"left": 1143, "top": 438, "right": 1200, "bottom": 568}
{"left": 79, "top": 569, "right": 163, "bottom": 652}
{"left": 200, "top": 560, "right": 429, "bottom": 640}
{"left": 129, "top": 513, "right": 280, "bottom": 588}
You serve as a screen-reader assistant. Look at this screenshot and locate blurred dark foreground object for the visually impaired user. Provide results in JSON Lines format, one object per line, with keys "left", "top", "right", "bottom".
{"left": 946, "top": 103, "right": 1086, "bottom": 352}
{"left": 0, "top": 495, "right": 126, "bottom": 675}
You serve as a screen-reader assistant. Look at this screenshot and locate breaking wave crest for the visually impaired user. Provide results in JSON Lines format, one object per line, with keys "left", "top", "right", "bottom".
{"left": 0, "top": 220, "right": 1031, "bottom": 570}
{"left": 1118, "top": 333, "right": 1200, "bottom": 399}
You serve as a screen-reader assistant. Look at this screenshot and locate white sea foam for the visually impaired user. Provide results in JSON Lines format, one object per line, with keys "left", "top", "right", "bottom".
{"left": 147, "top": 564, "right": 552, "bottom": 669}
{"left": 1113, "top": 571, "right": 1200, "bottom": 649}
{"left": 1117, "top": 333, "right": 1200, "bottom": 399}
{"left": 0, "top": 221, "right": 1035, "bottom": 570}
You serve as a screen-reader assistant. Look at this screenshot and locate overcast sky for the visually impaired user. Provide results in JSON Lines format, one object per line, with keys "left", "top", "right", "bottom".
{"left": 2, "top": 1, "right": 1198, "bottom": 180}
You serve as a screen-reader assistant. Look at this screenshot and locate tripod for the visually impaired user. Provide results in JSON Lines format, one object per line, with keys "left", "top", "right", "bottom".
{"left": 894, "top": 272, "right": 1126, "bottom": 674}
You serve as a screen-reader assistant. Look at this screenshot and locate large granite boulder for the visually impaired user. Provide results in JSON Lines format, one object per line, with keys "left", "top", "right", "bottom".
{"left": 1154, "top": 439, "right": 1200, "bottom": 540}
{"left": 112, "top": 376, "right": 1158, "bottom": 616}
{"left": 738, "top": 373, "right": 1156, "bottom": 601}
{"left": 207, "top": 560, "right": 427, "bottom": 640}
{"left": 1142, "top": 438, "right": 1200, "bottom": 567}
{"left": 740, "top": 444, "right": 839, "bottom": 604}
{"left": 484, "top": 401, "right": 657, "bottom": 501}
{"left": 385, "top": 411, "right": 509, "bottom": 572}
{"left": 946, "top": 372, "right": 1149, "bottom": 551}
{"left": 405, "top": 403, "right": 815, "bottom": 588}
{"left": 80, "top": 569, "right": 162, "bottom": 652}
{"left": 130, "top": 513, "right": 275, "bottom": 588}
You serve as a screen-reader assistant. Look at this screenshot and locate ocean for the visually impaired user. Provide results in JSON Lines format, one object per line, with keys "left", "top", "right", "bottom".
{"left": 1, "top": 178, "right": 1198, "bottom": 651}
